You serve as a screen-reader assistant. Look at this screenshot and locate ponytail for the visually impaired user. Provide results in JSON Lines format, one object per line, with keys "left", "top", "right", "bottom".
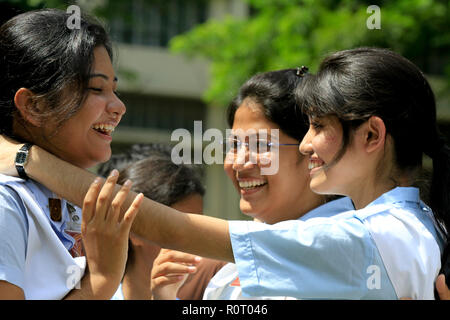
{"left": 425, "top": 133, "right": 450, "bottom": 289}
{"left": 426, "top": 134, "right": 450, "bottom": 233}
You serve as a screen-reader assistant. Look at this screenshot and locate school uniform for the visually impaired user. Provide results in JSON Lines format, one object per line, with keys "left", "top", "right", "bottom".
{"left": 203, "top": 197, "right": 354, "bottom": 300}
{"left": 228, "top": 187, "right": 445, "bottom": 299}
{"left": 0, "top": 174, "right": 85, "bottom": 299}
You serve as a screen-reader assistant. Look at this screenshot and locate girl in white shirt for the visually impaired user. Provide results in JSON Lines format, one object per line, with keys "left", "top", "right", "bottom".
{"left": 0, "top": 48, "right": 448, "bottom": 299}
{"left": 0, "top": 9, "right": 142, "bottom": 299}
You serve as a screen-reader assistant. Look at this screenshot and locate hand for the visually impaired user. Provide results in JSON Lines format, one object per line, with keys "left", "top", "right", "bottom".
{"left": 151, "top": 249, "right": 202, "bottom": 300}
{"left": 81, "top": 169, "right": 144, "bottom": 299}
{"left": 400, "top": 274, "right": 450, "bottom": 300}
{"left": 436, "top": 274, "right": 450, "bottom": 300}
{"left": 0, "top": 135, "right": 23, "bottom": 176}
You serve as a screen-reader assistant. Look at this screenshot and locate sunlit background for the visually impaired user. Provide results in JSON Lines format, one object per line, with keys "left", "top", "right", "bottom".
{"left": 1, "top": 0, "right": 449, "bottom": 220}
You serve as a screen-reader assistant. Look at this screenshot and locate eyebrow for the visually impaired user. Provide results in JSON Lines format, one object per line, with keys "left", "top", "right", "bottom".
{"left": 89, "top": 73, "right": 118, "bottom": 82}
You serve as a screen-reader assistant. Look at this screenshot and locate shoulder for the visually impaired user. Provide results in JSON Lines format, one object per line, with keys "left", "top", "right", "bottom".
{"left": 300, "top": 196, "right": 355, "bottom": 220}
{"left": 0, "top": 177, "right": 29, "bottom": 243}
{"left": 0, "top": 180, "right": 29, "bottom": 291}
{"left": 0, "top": 181, "right": 27, "bottom": 219}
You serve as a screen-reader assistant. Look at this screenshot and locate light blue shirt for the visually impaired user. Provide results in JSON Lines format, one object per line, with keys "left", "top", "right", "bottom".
{"left": 229, "top": 187, "right": 444, "bottom": 299}
{"left": 0, "top": 184, "right": 28, "bottom": 288}
{"left": 0, "top": 175, "right": 80, "bottom": 291}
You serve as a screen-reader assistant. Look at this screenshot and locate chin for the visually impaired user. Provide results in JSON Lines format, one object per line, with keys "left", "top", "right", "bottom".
{"left": 239, "top": 201, "right": 264, "bottom": 221}
{"left": 239, "top": 201, "right": 255, "bottom": 216}
{"left": 81, "top": 153, "right": 111, "bottom": 169}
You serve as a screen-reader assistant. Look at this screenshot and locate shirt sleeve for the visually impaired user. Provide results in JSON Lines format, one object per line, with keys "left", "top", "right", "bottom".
{"left": 229, "top": 217, "right": 376, "bottom": 299}
{"left": 0, "top": 186, "right": 28, "bottom": 289}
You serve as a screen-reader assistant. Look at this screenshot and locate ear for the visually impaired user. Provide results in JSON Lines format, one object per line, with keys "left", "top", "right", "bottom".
{"left": 14, "top": 88, "right": 42, "bottom": 127}
{"left": 363, "top": 116, "right": 386, "bottom": 153}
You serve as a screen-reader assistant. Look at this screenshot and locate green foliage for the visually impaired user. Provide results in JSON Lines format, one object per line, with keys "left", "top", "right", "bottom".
{"left": 170, "top": 0, "right": 450, "bottom": 106}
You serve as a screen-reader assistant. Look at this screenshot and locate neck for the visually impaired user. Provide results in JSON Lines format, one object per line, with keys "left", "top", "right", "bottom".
{"left": 348, "top": 175, "right": 411, "bottom": 210}
{"left": 121, "top": 245, "right": 160, "bottom": 300}
{"left": 121, "top": 257, "right": 152, "bottom": 300}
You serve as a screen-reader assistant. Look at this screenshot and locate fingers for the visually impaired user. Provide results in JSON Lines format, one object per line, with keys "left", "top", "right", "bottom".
{"left": 120, "top": 192, "right": 144, "bottom": 232}
{"left": 81, "top": 177, "right": 103, "bottom": 230}
{"left": 152, "top": 261, "right": 197, "bottom": 279}
{"left": 156, "top": 249, "right": 203, "bottom": 266}
{"left": 108, "top": 179, "right": 133, "bottom": 224}
{"left": 152, "top": 274, "right": 187, "bottom": 288}
{"left": 152, "top": 249, "right": 202, "bottom": 280}
{"left": 94, "top": 169, "right": 120, "bottom": 221}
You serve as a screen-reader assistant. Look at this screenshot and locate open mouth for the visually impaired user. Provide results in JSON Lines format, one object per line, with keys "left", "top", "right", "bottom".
{"left": 92, "top": 123, "right": 115, "bottom": 136}
{"left": 308, "top": 161, "right": 323, "bottom": 170}
{"left": 308, "top": 158, "right": 325, "bottom": 174}
{"left": 238, "top": 180, "right": 268, "bottom": 191}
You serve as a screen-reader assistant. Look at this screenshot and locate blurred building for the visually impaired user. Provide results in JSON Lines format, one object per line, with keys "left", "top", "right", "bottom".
{"left": 105, "top": 0, "right": 249, "bottom": 220}
{"left": 1, "top": 0, "right": 448, "bottom": 219}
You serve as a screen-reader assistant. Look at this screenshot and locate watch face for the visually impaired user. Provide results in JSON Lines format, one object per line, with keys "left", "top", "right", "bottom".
{"left": 15, "top": 152, "right": 27, "bottom": 164}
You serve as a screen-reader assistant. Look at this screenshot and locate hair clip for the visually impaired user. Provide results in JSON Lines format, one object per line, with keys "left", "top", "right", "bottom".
{"left": 296, "top": 66, "right": 309, "bottom": 77}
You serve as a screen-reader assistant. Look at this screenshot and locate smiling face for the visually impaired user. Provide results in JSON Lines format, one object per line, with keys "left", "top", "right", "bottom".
{"left": 224, "top": 98, "right": 323, "bottom": 224}
{"left": 25, "top": 46, "right": 125, "bottom": 169}
{"left": 299, "top": 115, "right": 367, "bottom": 198}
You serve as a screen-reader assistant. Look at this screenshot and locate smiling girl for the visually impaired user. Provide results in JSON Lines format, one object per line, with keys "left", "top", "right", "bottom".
{"left": 0, "top": 48, "right": 447, "bottom": 299}
{"left": 151, "top": 69, "right": 352, "bottom": 300}
{"left": 0, "top": 9, "right": 143, "bottom": 299}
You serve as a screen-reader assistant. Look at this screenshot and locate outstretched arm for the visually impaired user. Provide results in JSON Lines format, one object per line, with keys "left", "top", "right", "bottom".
{"left": 0, "top": 137, "right": 233, "bottom": 262}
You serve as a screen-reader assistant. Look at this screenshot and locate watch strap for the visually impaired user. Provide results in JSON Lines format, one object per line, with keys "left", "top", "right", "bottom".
{"left": 15, "top": 143, "right": 33, "bottom": 180}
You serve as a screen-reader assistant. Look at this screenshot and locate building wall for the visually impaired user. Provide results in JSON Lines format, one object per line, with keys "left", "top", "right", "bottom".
{"left": 108, "top": 0, "right": 248, "bottom": 220}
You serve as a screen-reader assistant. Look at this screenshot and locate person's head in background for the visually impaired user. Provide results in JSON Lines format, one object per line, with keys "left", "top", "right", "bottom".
{"left": 96, "top": 143, "right": 169, "bottom": 178}
{"left": 98, "top": 143, "right": 205, "bottom": 269}
{"left": 0, "top": 9, "right": 125, "bottom": 169}
{"left": 224, "top": 69, "right": 325, "bottom": 224}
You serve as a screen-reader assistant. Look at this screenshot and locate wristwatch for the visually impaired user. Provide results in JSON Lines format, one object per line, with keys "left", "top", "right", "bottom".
{"left": 15, "top": 143, "right": 33, "bottom": 180}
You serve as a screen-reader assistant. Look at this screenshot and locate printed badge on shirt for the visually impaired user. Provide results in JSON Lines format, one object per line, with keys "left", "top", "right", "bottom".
{"left": 65, "top": 202, "right": 84, "bottom": 258}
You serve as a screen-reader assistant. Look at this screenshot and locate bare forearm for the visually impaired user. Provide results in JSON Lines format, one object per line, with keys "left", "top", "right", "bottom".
{"left": 27, "top": 146, "right": 95, "bottom": 206}
{"left": 25, "top": 146, "right": 234, "bottom": 262}
{"left": 133, "top": 198, "right": 233, "bottom": 261}
{"left": 63, "top": 271, "right": 116, "bottom": 300}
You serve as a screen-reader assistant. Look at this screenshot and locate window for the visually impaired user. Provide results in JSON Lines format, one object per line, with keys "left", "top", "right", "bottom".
{"left": 118, "top": 93, "right": 206, "bottom": 132}
{"left": 109, "top": 0, "right": 209, "bottom": 47}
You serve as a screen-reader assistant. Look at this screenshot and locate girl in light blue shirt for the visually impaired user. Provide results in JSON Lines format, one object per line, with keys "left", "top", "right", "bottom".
{"left": 229, "top": 48, "right": 449, "bottom": 299}
{"left": 1, "top": 48, "right": 448, "bottom": 299}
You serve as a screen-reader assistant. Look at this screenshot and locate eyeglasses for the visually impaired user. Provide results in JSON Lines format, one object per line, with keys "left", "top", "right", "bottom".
{"left": 221, "top": 138, "right": 299, "bottom": 155}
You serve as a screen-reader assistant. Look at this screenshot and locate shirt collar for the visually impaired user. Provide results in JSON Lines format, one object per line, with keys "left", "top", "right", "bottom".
{"left": 365, "top": 186, "right": 420, "bottom": 208}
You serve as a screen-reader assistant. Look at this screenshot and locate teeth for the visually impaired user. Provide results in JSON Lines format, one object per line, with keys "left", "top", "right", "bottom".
{"left": 92, "top": 124, "right": 115, "bottom": 133}
{"left": 238, "top": 180, "right": 267, "bottom": 189}
{"left": 308, "top": 162, "right": 322, "bottom": 170}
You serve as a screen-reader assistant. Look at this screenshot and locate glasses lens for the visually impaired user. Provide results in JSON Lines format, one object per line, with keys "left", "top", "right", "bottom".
{"left": 223, "top": 138, "right": 240, "bottom": 154}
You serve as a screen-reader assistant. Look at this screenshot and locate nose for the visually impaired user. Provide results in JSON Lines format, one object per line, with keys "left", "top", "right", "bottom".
{"left": 107, "top": 94, "right": 126, "bottom": 119}
{"left": 231, "top": 143, "right": 257, "bottom": 171}
{"left": 299, "top": 127, "right": 314, "bottom": 156}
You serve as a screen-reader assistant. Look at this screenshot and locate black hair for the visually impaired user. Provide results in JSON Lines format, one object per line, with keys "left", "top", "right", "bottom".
{"left": 296, "top": 47, "right": 450, "bottom": 286}
{"left": 96, "top": 143, "right": 172, "bottom": 178}
{"left": 108, "top": 143, "right": 205, "bottom": 271}
{"left": 227, "top": 69, "right": 308, "bottom": 141}
{"left": 101, "top": 143, "right": 205, "bottom": 206}
{"left": 0, "top": 8, "right": 112, "bottom": 139}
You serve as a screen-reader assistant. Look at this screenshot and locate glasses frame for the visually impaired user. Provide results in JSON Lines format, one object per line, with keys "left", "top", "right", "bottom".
{"left": 220, "top": 138, "right": 300, "bottom": 155}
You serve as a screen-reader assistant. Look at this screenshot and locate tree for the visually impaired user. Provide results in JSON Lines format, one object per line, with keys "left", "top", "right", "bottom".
{"left": 169, "top": 0, "right": 450, "bottom": 107}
